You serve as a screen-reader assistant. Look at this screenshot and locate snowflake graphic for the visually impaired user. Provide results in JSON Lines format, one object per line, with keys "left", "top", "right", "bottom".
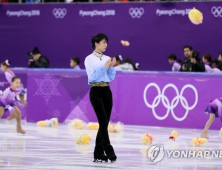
{"left": 0, "top": 81, "right": 9, "bottom": 87}
{"left": 33, "top": 75, "right": 61, "bottom": 105}
{"left": 69, "top": 96, "right": 88, "bottom": 116}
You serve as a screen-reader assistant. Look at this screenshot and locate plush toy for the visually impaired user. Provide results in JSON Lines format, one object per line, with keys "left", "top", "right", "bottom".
{"left": 76, "top": 134, "right": 92, "bottom": 145}
{"left": 108, "top": 122, "right": 123, "bottom": 133}
{"left": 37, "top": 118, "right": 58, "bottom": 127}
{"left": 169, "top": 130, "right": 179, "bottom": 141}
{"left": 192, "top": 138, "right": 207, "bottom": 147}
{"left": 188, "top": 7, "right": 203, "bottom": 25}
{"left": 87, "top": 122, "right": 99, "bottom": 130}
{"left": 121, "top": 40, "right": 130, "bottom": 46}
{"left": 141, "top": 133, "right": 153, "bottom": 145}
{"left": 71, "top": 119, "right": 85, "bottom": 129}
{"left": 220, "top": 128, "right": 222, "bottom": 138}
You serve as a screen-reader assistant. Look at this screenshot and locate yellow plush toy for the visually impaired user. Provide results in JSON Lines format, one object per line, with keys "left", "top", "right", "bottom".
{"left": 188, "top": 7, "right": 203, "bottom": 25}
{"left": 87, "top": 122, "right": 99, "bottom": 130}
{"left": 37, "top": 118, "right": 58, "bottom": 127}
{"left": 192, "top": 138, "right": 207, "bottom": 147}
{"left": 220, "top": 128, "right": 222, "bottom": 138}
{"left": 121, "top": 40, "right": 130, "bottom": 46}
{"left": 76, "top": 134, "right": 92, "bottom": 145}
{"left": 71, "top": 119, "right": 85, "bottom": 129}
{"left": 141, "top": 133, "right": 153, "bottom": 145}
{"left": 169, "top": 130, "right": 179, "bottom": 141}
{"left": 108, "top": 122, "right": 123, "bottom": 133}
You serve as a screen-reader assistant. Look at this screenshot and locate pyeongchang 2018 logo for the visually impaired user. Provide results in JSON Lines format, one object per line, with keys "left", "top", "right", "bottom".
{"left": 156, "top": 9, "right": 192, "bottom": 16}
{"left": 143, "top": 83, "right": 198, "bottom": 121}
{"left": 211, "top": 7, "right": 222, "bottom": 17}
{"left": 79, "top": 10, "right": 115, "bottom": 17}
{"left": 6, "top": 10, "right": 40, "bottom": 17}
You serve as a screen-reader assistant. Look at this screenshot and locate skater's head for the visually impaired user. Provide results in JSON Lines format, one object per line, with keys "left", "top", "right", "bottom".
{"left": 202, "top": 54, "right": 212, "bottom": 64}
{"left": 183, "top": 45, "right": 193, "bottom": 59}
{"left": 211, "top": 59, "right": 219, "bottom": 68}
{"left": 167, "top": 54, "right": 177, "bottom": 64}
{"left": 1, "top": 60, "right": 10, "bottom": 72}
{"left": 218, "top": 52, "right": 222, "bottom": 62}
{"left": 114, "top": 55, "right": 123, "bottom": 66}
{"left": 91, "top": 33, "right": 108, "bottom": 53}
{"left": 70, "top": 57, "right": 80, "bottom": 68}
{"left": 11, "top": 76, "right": 21, "bottom": 89}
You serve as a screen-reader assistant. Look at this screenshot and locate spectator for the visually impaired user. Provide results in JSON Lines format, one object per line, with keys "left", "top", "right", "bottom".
{"left": 114, "top": 55, "right": 123, "bottom": 67}
{"left": 70, "top": 57, "right": 81, "bottom": 70}
{"left": 133, "top": 63, "right": 140, "bottom": 70}
{"left": 190, "top": 50, "right": 205, "bottom": 72}
{"left": 167, "top": 54, "right": 181, "bottom": 71}
{"left": 202, "top": 54, "right": 212, "bottom": 72}
{"left": 212, "top": 60, "right": 222, "bottom": 73}
{"left": 180, "top": 45, "right": 193, "bottom": 72}
{"left": 218, "top": 52, "right": 222, "bottom": 62}
{"left": 28, "top": 47, "right": 50, "bottom": 68}
{"left": 211, "top": 59, "right": 219, "bottom": 68}
{"left": 115, "top": 58, "right": 134, "bottom": 71}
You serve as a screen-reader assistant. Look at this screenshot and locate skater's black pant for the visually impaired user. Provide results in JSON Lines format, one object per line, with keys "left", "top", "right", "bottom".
{"left": 90, "top": 86, "right": 113, "bottom": 156}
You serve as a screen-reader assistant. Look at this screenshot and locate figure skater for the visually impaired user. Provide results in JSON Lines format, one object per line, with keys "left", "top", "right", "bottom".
{"left": 201, "top": 98, "right": 222, "bottom": 139}
{"left": 1, "top": 60, "right": 27, "bottom": 120}
{"left": 84, "top": 33, "right": 117, "bottom": 163}
{"left": 0, "top": 76, "right": 26, "bottom": 134}
{"left": 167, "top": 54, "right": 181, "bottom": 71}
{"left": 202, "top": 54, "right": 212, "bottom": 72}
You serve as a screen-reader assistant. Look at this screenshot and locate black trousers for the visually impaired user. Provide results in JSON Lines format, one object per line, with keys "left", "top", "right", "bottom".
{"left": 90, "top": 86, "right": 113, "bottom": 156}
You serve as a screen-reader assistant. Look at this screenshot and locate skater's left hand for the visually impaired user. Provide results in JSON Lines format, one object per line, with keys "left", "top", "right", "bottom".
{"left": 109, "top": 57, "right": 116, "bottom": 67}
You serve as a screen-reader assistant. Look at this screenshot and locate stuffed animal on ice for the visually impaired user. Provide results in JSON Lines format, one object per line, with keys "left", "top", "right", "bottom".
{"left": 76, "top": 134, "right": 92, "bottom": 145}
{"left": 192, "top": 138, "right": 207, "bottom": 147}
{"left": 121, "top": 40, "right": 130, "bottom": 46}
{"left": 71, "top": 119, "right": 85, "bottom": 129}
{"left": 188, "top": 7, "right": 203, "bottom": 25}
{"left": 87, "top": 122, "right": 99, "bottom": 130}
{"left": 169, "top": 130, "right": 179, "bottom": 141}
{"left": 108, "top": 122, "right": 123, "bottom": 133}
{"left": 141, "top": 133, "right": 153, "bottom": 145}
{"left": 37, "top": 118, "right": 58, "bottom": 127}
{"left": 220, "top": 128, "right": 222, "bottom": 138}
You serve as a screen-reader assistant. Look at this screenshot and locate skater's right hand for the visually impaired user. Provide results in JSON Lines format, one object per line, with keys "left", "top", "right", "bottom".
{"left": 105, "top": 59, "right": 111, "bottom": 68}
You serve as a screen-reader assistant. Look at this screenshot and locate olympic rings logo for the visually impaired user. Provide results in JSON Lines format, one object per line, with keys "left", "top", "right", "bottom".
{"left": 129, "top": 7, "right": 144, "bottom": 18}
{"left": 143, "top": 83, "right": 198, "bottom": 121}
{"left": 211, "top": 6, "right": 222, "bottom": 17}
{"left": 53, "top": 8, "right": 67, "bottom": 19}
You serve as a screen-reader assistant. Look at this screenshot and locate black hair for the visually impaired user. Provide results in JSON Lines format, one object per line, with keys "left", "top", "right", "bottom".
{"left": 217, "top": 61, "right": 222, "bottom": 71}
{"left": 167, "top": 54, "right": 181, "bottom": 63}
{"left": 183, "top": 45, "right": 193, "bottom": 51}
{"left": 122, "top": 58, "right": 133, "bottom": 65}
{"left": 168, "top": 54, "right": 177, "bottom": 60}
{"left": 1, "top": 60, "right": 10, "bottom": 67}
{"left": 212, "top": 59, "right": 219, "bottom": 65}
{"left": 12, "top": 76, "right": 20, "bottom": 82}
{"left": 191, "top": 50, "right": 200, "bottom": 60}
{"left": 203, "top": 54, "right": 212, "bottom": 62}
{"left": 115, "top": 55, "right": 123, "bottom": 62}
{"left": 71, "top": 57, "right": 80, "bottom": 65}
{"left": 133, "top": 63, "right": 140, "bottom": 70}
{"left": 91, "top": 33, "right": 108, "bottom": 50}
{"left": 218, "top": 52, "right": 222, "bottom": 57}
